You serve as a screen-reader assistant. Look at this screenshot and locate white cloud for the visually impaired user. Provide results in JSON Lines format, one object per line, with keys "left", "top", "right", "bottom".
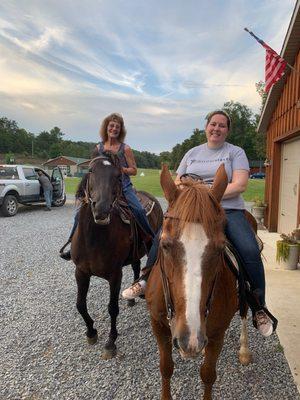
{"left": 0, "top": 0, "right": 296, "bottom": 152}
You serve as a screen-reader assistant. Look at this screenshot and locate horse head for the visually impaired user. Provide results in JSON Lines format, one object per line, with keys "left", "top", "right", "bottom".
{"left": 159, "top": 163, "right": 228, "bottom": 359}
{"left": 86, "top": 152, "right": 122, "bottom": 225}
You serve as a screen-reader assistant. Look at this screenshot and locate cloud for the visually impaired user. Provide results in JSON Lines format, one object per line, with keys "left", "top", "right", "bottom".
{"left": 0, "top": 0, "right": 296, "bottom": 153}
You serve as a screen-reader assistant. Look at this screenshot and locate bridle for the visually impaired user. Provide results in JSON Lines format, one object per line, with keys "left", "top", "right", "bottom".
{"left": 85, "top": 155, "right": 122, "bottom": 214}
{"left": 159, "top": 185, "right": 221, "bottom": 326}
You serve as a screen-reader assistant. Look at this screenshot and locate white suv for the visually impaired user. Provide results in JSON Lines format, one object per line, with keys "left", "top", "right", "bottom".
{"left": 0, "top": 165, "right": 66, "bottom": 217}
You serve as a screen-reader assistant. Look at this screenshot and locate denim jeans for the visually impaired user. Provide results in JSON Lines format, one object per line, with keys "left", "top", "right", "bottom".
{"left": 123, "top": 184, "right": 155, "bottom": 238}
{"left": 224, "top": 209, "right": 266, "bottom": 305}
{"left": 44, "top": 188, "right": 53, "bottom": 208}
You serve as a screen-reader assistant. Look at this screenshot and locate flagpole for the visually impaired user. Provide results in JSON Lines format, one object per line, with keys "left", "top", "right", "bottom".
{"left": 244, "top": 27, "right": 300, "bottom": 75}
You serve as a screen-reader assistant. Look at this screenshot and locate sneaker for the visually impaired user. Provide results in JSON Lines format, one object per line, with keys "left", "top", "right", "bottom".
{"left": 255, "top": 310, "right": 273, "bottom": 337}
{"left": 122, "top": 281, "right": 146, "bottom": 300}
{"left": 60, "top": 250, "right": 71, "bottom": 261}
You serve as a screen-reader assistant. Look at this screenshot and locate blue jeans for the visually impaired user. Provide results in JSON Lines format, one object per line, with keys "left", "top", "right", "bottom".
{"left": 225, "top": 209, "right": 266, "bottom": 305}
{"left": 123, "top": 184, "right": 155, "bottom": 238}
{"left": 44, "top": 188, "right": 53, "bottom": 208}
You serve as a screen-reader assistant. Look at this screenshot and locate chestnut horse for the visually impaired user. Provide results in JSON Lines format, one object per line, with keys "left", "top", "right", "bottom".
{"left": 71, "top": 153, "right": 163, "bottom": 358}
{"left": 146, "top": 164, "right": 252, "bottom": 400}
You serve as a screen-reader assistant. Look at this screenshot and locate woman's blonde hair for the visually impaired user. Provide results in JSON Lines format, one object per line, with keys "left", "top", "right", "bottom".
{"left": 99, "top": 113, "right": 127, "bottom": 142}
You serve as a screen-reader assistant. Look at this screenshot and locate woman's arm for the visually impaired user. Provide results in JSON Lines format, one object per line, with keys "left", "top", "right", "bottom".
{"left": 123, "top": 145, "right": 137, "bottom": 176}
{"left": 222, "top": 170, "right": 248, "bottom": 199}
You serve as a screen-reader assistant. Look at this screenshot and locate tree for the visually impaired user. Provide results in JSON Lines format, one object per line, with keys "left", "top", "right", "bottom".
{"left": 222, "top": 101, "right": 258, "bottom": 160}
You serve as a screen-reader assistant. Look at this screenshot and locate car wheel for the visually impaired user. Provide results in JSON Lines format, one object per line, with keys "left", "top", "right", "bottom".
{"left": 52, "top": 194, "right": 66, "bottom": 207}
{"left": 1, "top": 195, "right": 19, "bottom": 217}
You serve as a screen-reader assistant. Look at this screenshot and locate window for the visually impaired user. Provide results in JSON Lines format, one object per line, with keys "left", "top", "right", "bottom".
{"left": 0, "top": 166, "right": 19, "bottom": 179}
{"left": 23, "top": 168, "right": 38, "bottom": 180}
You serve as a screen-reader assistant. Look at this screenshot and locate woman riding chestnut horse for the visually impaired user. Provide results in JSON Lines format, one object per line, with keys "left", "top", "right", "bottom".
{"left": 123, "top": 110, "right": 274, "bottom": 338}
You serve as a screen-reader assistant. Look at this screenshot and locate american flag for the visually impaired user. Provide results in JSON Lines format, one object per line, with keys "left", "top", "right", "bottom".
{"left": 244, "top": 28, "right": 287, "bottom": 92}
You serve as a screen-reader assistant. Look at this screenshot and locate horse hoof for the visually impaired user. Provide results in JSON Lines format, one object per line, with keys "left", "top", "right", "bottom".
{"left": 127, "top": 299, "right": 136, "bottom": 307}
{"left": 87, "top": 333, "right": 98, "bottom": 345}
{"left": 101, "top": 348, "right": 117, "bottom": 360}
{"left": 239, "top": 352, "right": 252, "bottom": 366}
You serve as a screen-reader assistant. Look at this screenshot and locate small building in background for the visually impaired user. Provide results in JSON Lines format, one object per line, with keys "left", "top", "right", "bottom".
{"left": 257, "top": 0, "right": 300, "bottom": 233}
{"left": 43, "top": 156, "right": 90, "bottom": 177}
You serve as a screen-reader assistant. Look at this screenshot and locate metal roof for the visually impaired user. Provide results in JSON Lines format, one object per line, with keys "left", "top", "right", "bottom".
{"left": 257, "top": 0, "right": 300, "bottom": 133}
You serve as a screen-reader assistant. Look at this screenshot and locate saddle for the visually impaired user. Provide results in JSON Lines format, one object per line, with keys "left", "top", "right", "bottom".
{"left": 113, "top": 190, "right": 155, "bottom": 261}
{"left": 117, "top": 190, "right": 156, "bottom": 224}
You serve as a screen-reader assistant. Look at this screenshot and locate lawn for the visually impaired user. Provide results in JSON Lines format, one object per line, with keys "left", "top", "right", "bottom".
{"left": 65, "top": 169, "right": 265, "bottom": 201}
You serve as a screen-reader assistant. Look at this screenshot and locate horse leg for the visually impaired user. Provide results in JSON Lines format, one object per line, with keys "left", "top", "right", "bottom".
{"left": 151, "top": 318, "right": 174, "bottom": 400}
{"left": 75, "top": 268, "right": 98, "bottom": 344}
{"left": 200, "top": 336, "right": 225, "bottom": 400}
{"left": 239, "top": 317, "right": 252, "bottom": 365}
{"left": 102, "top": 273, "right": 122, "bottom": 360}
{"left": 127, "top": 260, "right": 141, "bottom": 307}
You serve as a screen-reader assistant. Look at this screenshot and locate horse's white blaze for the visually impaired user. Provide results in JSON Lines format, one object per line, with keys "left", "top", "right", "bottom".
{"left": 102, "top": 160, "right": 111, "bottom": 166}
{"left": 180, "top": 222, "right": 208, "bottom": 348}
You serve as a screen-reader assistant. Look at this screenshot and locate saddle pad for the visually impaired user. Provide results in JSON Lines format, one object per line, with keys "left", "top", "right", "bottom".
{"left": 136, "top": 191, "right": 156, "bottom": 216}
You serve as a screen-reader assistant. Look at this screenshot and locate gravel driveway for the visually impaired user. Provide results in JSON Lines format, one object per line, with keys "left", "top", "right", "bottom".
{"left": 1, "top": 201, "right": 299, "bottom": 400}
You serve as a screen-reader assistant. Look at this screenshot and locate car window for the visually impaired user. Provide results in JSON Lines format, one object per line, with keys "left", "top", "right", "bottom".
{"left": 23, "top": 167, "right": 38, "bottom": 180}
{"left": 0, "top": 166, "right": 19, "bottom": 179}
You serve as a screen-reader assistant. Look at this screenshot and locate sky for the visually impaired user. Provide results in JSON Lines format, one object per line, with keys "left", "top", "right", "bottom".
{"left": 0, "top": 0, "right": 296, "bottom": 153}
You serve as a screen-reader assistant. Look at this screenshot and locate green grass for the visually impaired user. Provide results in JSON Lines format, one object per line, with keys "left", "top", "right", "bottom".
{"left": 65, "top": 170, "right": 265, "bottom": 201}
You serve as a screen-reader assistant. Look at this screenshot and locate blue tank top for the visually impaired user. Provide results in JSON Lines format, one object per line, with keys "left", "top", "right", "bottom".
{"left": 97, "top": 142, "right": 132, "bottom": 189}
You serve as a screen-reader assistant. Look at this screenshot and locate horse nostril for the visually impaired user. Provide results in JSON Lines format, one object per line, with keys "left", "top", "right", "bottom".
{"left": 92, "top": 201, "right": 96, "bottom": 208}
{"left": 173, "top": 337, "right": 179, "bottom": 349}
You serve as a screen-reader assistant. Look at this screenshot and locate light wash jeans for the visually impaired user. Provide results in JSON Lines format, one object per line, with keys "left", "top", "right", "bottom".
{"left": 44, "top": 188, "right": 53, "bottom": 209}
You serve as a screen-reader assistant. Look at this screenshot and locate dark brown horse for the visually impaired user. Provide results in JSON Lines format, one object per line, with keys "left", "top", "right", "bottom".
{"left": 146, "top": 164, "right": 252, "bottom": 400}
{"left": 71, "top": 153, "right": 163, "bottom": 358}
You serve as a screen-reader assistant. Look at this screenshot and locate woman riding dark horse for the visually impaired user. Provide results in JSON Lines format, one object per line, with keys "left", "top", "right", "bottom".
{"left": 60, "top": 113, "right": 163, "bottom": 358}
{"left": 60, "top": 113, "right": 155, "bottom": 260}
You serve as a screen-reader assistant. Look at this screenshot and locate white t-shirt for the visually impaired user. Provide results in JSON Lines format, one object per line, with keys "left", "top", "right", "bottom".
{"left": 176, "top": 142, "right": 249, "bottom": 210}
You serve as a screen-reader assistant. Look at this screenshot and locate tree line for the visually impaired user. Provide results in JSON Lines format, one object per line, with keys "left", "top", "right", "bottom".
{"left": 0, "top": 100, "right": 265, "bottom": 169}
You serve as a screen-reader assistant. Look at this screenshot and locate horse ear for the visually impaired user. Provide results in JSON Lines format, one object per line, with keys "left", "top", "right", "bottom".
{"left": 160, "top": 164, "right": 178, "bottom": 203}
{"left": 210, "top": 164, "right": 228, "bottom": 203}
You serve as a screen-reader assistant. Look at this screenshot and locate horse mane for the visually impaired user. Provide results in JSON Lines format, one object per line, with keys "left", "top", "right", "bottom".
{"left": 172, "top": 180, "right": 226, "bottom": 238}
{"left": 75, "top": 173, "right": 89, "bottom": 201}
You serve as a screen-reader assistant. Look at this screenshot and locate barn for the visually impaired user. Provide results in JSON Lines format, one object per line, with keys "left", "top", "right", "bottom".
{"left": 257, "top": 0, "right": 300, "bottom": 233}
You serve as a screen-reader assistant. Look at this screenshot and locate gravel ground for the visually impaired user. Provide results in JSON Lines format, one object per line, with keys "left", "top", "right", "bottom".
{"left": 1, "top": 200, "right": 299, "bottom": 400}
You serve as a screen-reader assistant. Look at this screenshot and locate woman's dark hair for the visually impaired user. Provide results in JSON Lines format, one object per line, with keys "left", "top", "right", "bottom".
{"left": 205, "top": 110, "right": 231, "bottom": 130}
{"left": 99, "top": 113, "right": 127, "bottom": 143}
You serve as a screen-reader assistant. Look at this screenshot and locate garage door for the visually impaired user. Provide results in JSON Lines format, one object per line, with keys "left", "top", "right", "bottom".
{"left": 278, "top": 137, "right": 300, "bottom": 234}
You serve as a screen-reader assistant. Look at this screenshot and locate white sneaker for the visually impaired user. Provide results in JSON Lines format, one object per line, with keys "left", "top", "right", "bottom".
{"left": 122, "top": 281, "right": 146, "bottom": 300}
{"left": 255, "top": 310, "right": 273, "bottom": 337}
